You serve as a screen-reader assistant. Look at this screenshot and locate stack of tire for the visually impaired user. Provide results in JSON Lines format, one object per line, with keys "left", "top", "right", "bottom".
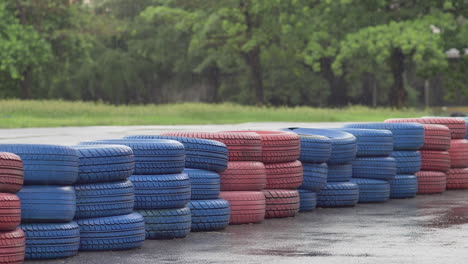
{"left": 81, "top": 139, "right": 191, "bottom": 240}
{"left": 160, "top": 132, "right": 266, "bottom": 225}
{"left": 344, "top": 123, "right": 424, "bottom": 198}
{"left": 336, "top": 129, "right": 396, "bottom": 203}
{"left": 0, "top": 144, "right": 80, "bottom": 260}
{"left": 0, "top": 152, "right": 25, "bottom": 264}
{"left": 72, "top": 145, "right": 146, "bottom": 251}
{"left": 283, "top": 128, "right": 359, "bottom": 208}
{"left": 124, "top": 135, "right": 231, "bottom": 232}
{"left": 386, "top": 118, "right": 468, "bottom": 193}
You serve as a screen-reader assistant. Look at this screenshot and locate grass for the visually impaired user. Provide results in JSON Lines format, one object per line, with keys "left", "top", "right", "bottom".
{"left": 0, "top": 99, "right": 432, "bottom": 128}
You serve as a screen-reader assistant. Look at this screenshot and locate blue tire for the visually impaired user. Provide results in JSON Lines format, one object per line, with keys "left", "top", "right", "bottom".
{"left": 389, "top": 174, "right": 418, "bottom": 199}
{"left": 184, "top": 169, "right": 220, "bottom": 200}
{"left": 298, "top": 189, "right": 317, "bottom": 211}
{"left": 138, "top": 207, "right": 191, "bottom": 239}
{"left": 327, "top": 163, "right": 352, "bottom": 182}
{"left": 317, "top": 182, "right": 359, "bottom": 208}
{"left": 300, "top": 162, "right": 328, "bottom": 192}
{"left": 334, "top": 128, "right": 393, "bottom": 157}
{"left": 188, "top": 199, "right": 230, "bottom": 231}
{"left": 350, "top": 178, "right": 390, "bottom": 203}
{"left": 391, "top": 151, "right": 421, "bottom": 174}
{"left": 352, "top": 157, "right": 397, "bottom": 181}
{"left": 292, "top": 135, "right": 332, "bottom": 163}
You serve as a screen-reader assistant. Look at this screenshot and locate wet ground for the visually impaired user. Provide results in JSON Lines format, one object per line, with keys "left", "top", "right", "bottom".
{"left": 1, "top": 123, "right": 467, "bottom": 263}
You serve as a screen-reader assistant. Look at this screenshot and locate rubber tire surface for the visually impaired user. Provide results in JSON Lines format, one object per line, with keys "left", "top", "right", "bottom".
{"left": 73, "top": 145, "right": 134, "bottom": 183}
{"left": 130, "top": 173, "right": 191, "bottom": 210}
{"left": 0, "top": 144, "right": 78, "bottom": 185}
{"left": 265, "top": 160, "right": 303, "bottom": 189}
{"left": 219, "top": 191, "right": 265, "bottom": 225}
{"left": 138, "top": 207, "right": 191, "bottom": 239}
{"left": 74, "top": 180, "right": 135, "bottom": 219}
{"left": 220, "top": 162, "right": 266, "bottom": 191}
{"left": 283, "top": 128, "right": 356, "bottom": 164}
{"left": 0, "top": 152, "right": 24, "bottom": 193}
{"left": 161, "top": 131, "right": 262, "bottom": 161}
{"left": 300, "top": 163, "right": 328, "bottom": 192}
{"left": 125, "top": 135, "right": 228, "bottom": 172}
{"left": 420, "top": 124, "right": 451, "bottom": 151}
{"left": 447, "top": 168, "right": 468, "bottom": 189}
{"left": 77, "top": 213, "right": 145, "bottom": 251}
{"left": 420, "top": 151, "right": 450, "bottom": 172}
{"left": 292, "top": 134, "right": 332, "bottom": 163}
{"left": 0, "top": 193, "right": 20, "bottom": 231}
{"left": 449, "top": 139, "right": 468, "bottom": 168}
{"left": 352, "top": 157, "right": 397, "bottom": 181}
{"left": 317, "top": 182, "right": 359, "bottom": 208}
{"left": 386, "top": 117, "right": 467, "bottom": 139}
{"left": 18, "top": 185, "right": 76, "bottom": 222}
{"left": 188, "top": 199, "right": 230, "bottom": 231}
{"left": 389, "top": 174, "right": 418, "bottom": 199}
{"left": 327, "top": 163, "right": 353, "bottom": 182}
{"left": 350, "top": 178, "right": 390, "bottom": 203}
{"left": 298, "top": 189, "right": 317, "bottom": 212}
{"left": 416, "top": 171, "right": 447, "bottom": 194}
{"left": 80, "top": 139, "right": 185, "bottom": 175}
{"left": 263, "top": 190, "right": 299, "bottom": 218}
{"left": 0, "top": 228, "right": 24, "bottom": 264}
{"left": 391, "top": 151, "right": 421, "bottom": 174}
{"left": 21, "top": 222, "right": 79, "bottom": 260}
{"left": 336, "top": 128, "right": 393, "bottom": 157}
{"left": 345, "top": 123, "right": 424, "bottom": 150}
{"left": 184, "top": 169, "right": 220, "bottom": 200}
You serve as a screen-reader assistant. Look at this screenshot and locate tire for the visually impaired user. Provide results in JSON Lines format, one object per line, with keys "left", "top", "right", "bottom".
{"left": 80, "top": 139, "right": 185, "bottom": 175}
{"left": 345, "top": 123, "right": 424, "bottom": 150}
{"left": 188, "top": 199, "right": 230, "bottom": 231}
{"left": 416, "top": 171, "right": 447, "bottom": 194}
{"left": 327, "top": 163, "right": 352, "bottom": 182}
{"left": 18, "top": 186, "right": 76, "bottom": 222}
{"left": 420, "top": 151, "right": 450, "bottom": 172}
{"left": 77, "top": 213, "right": 145, "bottom": 251}
{"left": 389, "top": 174, "right": 418, "bottom": 199}
{"left": 446, "top": 168, "right": 468, "bottom": 189}
{"left": 298, "top": 189, "right": 317, "bottom": 212}
{"left": 283, "top": 128, "right": 356, "bottom": 164}
{"left": 386, "top": 117, "right": 467, "bottom": 139}
{"left": 390, "top": 151, "right": 421, "bottom": 174}
{"left": 130, "top": 173, "right": 191, "bottom": 210}
{"left": 0, "top": 152, "right": 24, "bottom": 193}
{"left": 449, "top": 139, "right": 468, "bottom": 168}
{"left": 300, "top": 162, "right": 328, "bottom": 192}
{"left": 220, "top": 162, "right": 266, "bottom": 191}
{"left": 184, "top": 169, "right": 220, "bottom": 200}
{"left": 352, "top": 157, "right": 397, "bottom": 181}
{"left": 421, "top": 124, "right": 451, "bottom": 151}
{"left": 74, "top": 180, "right": 135, "bottom": 219}
{"left": 335, "top": 128, "right": 393, "bottom": 157}
{"left": 317, "top": 182, "right": 359, "bottom": 208}
{"left": 125, "top": 135, "right": 228, "bottom": 172}
{"left": 350, "top": 178, "right": 390, "bottom": 203}
{"left": 219, "top": 191, "right": 265, "bottom": 225}
{"left": 265, "top": 160, "right": 303, "bottom": 189}
{"left": 0, "top": 144, "right": 78, "bottom": 185}
{"left": 0, "top": 228, "right": 25, "bottom": 264}
{"left": 21, "top": 222, "right": 79, "bottom": 260}
{"left": 293, "top": 134, "right": 332, "bottom": 163}
{"left": 161, "top": 132, "right": 262, "bottom": 162}
{"left": 137, "top": 207, "right": 191, "bottom": 240}
{"left": 263, "top": 190, "right": 299, "bottom": 218}
{"left": 73, "top": 145, "right": 135, "bottom": 183}
{"left": 0, "top": 193, "right": 20, "bottom": 231}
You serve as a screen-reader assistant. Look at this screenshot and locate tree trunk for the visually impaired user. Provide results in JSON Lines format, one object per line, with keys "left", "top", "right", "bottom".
{"left": 320, "top": 57, "right": 348, "bottom": 106}
{"left": 389, "top": 48, "right": 406, "bottom": 108}
{"left": 244, "top": 47, "right": 264, "bottom": 105}
{"left": 207, "top": 66, "right": 221, "bottom": 103}
{"left": 20, "top": 67, "right": 32, "bottom": 99}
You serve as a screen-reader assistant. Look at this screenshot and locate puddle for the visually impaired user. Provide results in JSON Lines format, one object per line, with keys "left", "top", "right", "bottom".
{"left": 253, "top": 249, "right": 332, "bottom": 257}
{"left": 424, "top": 206, "right": 468, "bottom": 228}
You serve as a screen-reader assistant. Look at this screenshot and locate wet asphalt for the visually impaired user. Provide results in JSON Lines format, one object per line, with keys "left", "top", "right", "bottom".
{"left": 1, "top": 123, "right": 467, "bottom": 264}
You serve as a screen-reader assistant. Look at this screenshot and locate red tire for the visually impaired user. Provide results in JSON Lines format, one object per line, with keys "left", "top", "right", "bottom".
{"left": 0, "top": 194, "right": 20, "bottom": 231}
{"left": 265, "top": 161, "right": 303, "bottom": 189}
{"left": 0, "top": 153, "right": 24, "bottom": 193}
{"left": 449, "top": 139, "right": 468, "bottom": 168}
{"left": 385, "top": 118, "right": 467, "bottom": 139}
{"left": 416, "top": 171, "right": 447, "bottom": 194}
{"left": 220, "top": 162, "right": 266, "bottom": 191}
{"left": 421, "top": 124, "right": 451, "bottom": 151}
{"left": 161, "top": 132, "right": 262, "bottom": 161}
{"left": 447, "top": 168, "right": 468, "bottom": 189}
{"left": 219, "top": 191, "right": 265, "bottom": 224}
{"left": 0, "top": 228, "right": 25, "bottom": 264}
{"left": 263, "top": 190, "right": 299, "bottom": 218}
{"left": 420, "top": 151, "right": 450, "bottom": 172}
